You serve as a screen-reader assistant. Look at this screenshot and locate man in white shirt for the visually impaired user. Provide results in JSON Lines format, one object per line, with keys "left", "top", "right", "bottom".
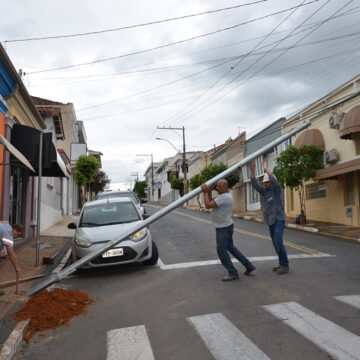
{"left": 202, "top": 179, "right": 256, "bottom": 281}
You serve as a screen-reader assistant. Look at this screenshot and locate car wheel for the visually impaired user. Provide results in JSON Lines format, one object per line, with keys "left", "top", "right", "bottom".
{"left": 142, "top": 241, "right": 158, "bottom": 266}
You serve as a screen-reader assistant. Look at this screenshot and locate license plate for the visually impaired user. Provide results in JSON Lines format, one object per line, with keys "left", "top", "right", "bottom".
{"left": 102, "top": 248, "right": 124, "bottom": 258}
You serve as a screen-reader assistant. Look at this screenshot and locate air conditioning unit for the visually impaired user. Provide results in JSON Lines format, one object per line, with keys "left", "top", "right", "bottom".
{"left": 329, "top": 113, "right": 345, "bottom": 129}
{"left": 324, "top": 149, "right": 339, "bottom": 164}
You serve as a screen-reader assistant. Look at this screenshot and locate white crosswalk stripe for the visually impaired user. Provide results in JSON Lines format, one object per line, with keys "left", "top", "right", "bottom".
{"left": 263, "top": 301, "right": 360, "bottom": 360}
{"left": 107, "top": 325, "right": 155, "bottom": 360}
{"left": 105, "top": 296, "right": 360, "bottom": 359}
{"left": 160, "top": 253, "right": 334, "bottom": 270}
{"left": 334, "top": 295, "right": 360, "bottom": 310}
{"left": 187, "top": 313, "right": 270, "bottom": 360}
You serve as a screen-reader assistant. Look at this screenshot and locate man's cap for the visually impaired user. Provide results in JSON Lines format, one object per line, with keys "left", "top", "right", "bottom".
{"left": 263, "top": 173, "right": 270, "bottom": 182}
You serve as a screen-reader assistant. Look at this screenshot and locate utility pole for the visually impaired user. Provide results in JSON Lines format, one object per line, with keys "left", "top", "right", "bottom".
{"left": 157, "top": 126, "right": 188, "bottom": 195}
{"left": 136, "top": 154, "right": 154, "bottom": 198}
{"left": 131, "top": 171, "right": 139, "bottom": 182}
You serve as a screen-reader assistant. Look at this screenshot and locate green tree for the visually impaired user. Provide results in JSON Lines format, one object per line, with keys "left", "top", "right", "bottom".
{"left": 199, "top": 163, "right": 239, "bottom": 188}
{"left": 273, "top": 145, "right": 323, "bottom": 224}
{"left": 74, "top": 155, "right": 100, "bottom": 201}
{"left": 91, "top": 170, "right": 110, "bottom": 195}
{"left": 189, "top": 163, "right": 240, "bottom": 208}
{"left": 189, "top": 173, "right": 203, "bottom": 208}
{"left": 133, "top": 180, "right": 147, "bottom": 198}
{"left": 170, "top": 173, "right": 184, "bottom": 197}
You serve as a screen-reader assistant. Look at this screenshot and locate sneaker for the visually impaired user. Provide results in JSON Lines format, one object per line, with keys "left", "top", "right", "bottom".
{"left": 272, "top": 265, "right": 280, "bottom": 272}
{"left": 222, "top": 274, "right": 239, "bottom": 281}
{"left": 277, "top": 266, "right": 289, "bottom": 275}
{"left": 244, "top": 265, "right": 256, "bottom": 275}
{"left": 0, "top": 290, "right": 5, "bottom": 296}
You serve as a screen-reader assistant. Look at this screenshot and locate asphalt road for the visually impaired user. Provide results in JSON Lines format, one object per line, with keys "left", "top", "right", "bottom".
{"left": 16, "top": 204, "right": 360, "bottom": 360}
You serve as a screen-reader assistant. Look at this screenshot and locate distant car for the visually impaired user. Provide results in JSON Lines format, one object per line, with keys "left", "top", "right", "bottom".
{"left": 96, "top": 190, "right": 146, "bottom": 215}
{"left": 68, "top": 197, "right": 158, "bottom": 269}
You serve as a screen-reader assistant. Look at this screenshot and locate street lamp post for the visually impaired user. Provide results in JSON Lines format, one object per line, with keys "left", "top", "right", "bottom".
{"left": 155, "top": 137, "right": 179, "bottom": 153}
{"left": 157, "top": 126, "right": 188, "bottom": 195}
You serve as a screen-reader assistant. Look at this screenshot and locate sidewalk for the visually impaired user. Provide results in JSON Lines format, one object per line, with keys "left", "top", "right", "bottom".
{"left": 183, "top": 204, "right": 360, "bottom": 243}
{"left": 0, "top": 215, "right": 77, "bottom": 358}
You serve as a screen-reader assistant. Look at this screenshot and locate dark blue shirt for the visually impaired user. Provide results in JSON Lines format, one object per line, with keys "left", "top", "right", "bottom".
{"left": 251, "top": 174, "right": 285, "bottom": 225}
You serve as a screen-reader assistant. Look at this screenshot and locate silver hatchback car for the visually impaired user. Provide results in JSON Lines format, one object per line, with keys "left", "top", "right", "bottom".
{"left": 68, "top": 197, "right": 158, "bottom": 268}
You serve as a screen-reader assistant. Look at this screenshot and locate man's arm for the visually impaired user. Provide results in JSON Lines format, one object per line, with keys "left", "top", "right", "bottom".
{"left": 248, "top": 163, "right": 265, "bottom": 194}
{"left": 6, "top": 245, "right": 21, "bottom": 274}
{"left": 201, "top": 184, "right": 217, "bottom": 209}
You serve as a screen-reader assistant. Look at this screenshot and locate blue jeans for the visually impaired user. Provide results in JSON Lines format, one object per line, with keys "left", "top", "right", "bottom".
{"left": 269, "top": 220, "right": 289, "bottom": 267}
{"left": 216, "top": 224, "right": 253, "bottom": 276}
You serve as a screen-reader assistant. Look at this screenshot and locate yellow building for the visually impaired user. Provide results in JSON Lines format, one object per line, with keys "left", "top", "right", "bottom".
{"left": 282, "top": 74, "right": 360, "bottom": 226}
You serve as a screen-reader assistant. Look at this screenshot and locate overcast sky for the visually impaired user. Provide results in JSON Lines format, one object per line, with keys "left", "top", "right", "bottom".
{"left": 2, "top": 0, "right": 360, "bottom": 189}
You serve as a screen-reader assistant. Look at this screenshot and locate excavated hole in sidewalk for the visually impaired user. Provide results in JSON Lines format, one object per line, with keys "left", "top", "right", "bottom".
{"left": 13, "top": 288, "right": 93, "bottom": 342}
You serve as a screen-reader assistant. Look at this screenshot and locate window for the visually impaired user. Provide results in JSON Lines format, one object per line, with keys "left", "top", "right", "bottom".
{"left": 346, "top": 173, "right": 355, "bottom": 205}
{"left": 306, "top": 182, "right": 326, "bottom": 200}
{"left": 247, "top": 183, "right": 260, "bottom": 204}
{"left": 283, "top": 138, "right": 291, "bottom": 150}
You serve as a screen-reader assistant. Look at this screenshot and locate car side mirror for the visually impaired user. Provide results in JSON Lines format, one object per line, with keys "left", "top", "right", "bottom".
{"left": 68, "top": 223, "right": 77, "bottom": 229}
{"left": 142, "top": 213, "right": 150, "bottom": 220}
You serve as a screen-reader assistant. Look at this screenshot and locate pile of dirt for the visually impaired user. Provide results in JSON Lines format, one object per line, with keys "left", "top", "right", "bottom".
{"left": 14, "top": 288, "right": 93, "bottom": 341}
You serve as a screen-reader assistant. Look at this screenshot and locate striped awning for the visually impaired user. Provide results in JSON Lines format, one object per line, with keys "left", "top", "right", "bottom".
{"left": 314, "top": 157, "right": 360, "bottom": 180}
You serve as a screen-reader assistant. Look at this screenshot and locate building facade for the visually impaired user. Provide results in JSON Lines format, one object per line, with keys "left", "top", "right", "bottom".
{"left": 282, "top": 74, "right": 360, "bottom": 226}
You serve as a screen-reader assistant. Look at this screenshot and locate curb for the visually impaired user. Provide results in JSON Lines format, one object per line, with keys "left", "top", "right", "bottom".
{"left": 0, "top": 320, "right": 29, "bottom": 360}
{"left": 0, "top": 246, "right": 71, "bottom": 360}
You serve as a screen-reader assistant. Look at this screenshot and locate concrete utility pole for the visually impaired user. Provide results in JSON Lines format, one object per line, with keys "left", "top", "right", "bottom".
{"left": 157, "top": 126, "right": 188, "bottom": 195}
{"left": 131, "top": 172, "right": 139, "bottom": 182}
{"left": 136, "top": 154, "right": 154, "bottom": 197}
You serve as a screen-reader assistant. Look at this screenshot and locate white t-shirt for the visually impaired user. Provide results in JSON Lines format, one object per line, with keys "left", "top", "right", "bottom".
{"left": 212, "top": 192, "right": 233, "bottom": 228}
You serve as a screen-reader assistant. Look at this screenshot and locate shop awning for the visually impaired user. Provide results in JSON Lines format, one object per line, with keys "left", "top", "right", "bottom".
{"left": 0, "top": 134, "right": 35, "bottom": 172}
{"left": 314, "top": 157, "right": 360, "bottom": 180}
{"left": 294, "top": 129, "right": 325, "bottom": 150}
{"left": 339, "top": 105, "right": 360, "bottom": 140}
{"left": 11, "top": 124, "right": 68, "bottom": 177}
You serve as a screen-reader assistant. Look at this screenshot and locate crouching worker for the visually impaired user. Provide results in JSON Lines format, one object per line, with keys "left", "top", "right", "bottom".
{"left": 248, "top": 160, "right": 289, "bottom": 274}
{"left": 201, "top": 179, "right": 256, "bottom": 281}
{"left": 0, "top": 223, "right": 23, "bottom": 296}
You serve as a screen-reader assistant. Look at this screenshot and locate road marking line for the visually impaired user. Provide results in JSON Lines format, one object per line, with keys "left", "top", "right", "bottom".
{"left": 160, "top": 253, "right": 334, "bottom": 270}
{"left": 335, "top": 295, "right": 360, "bottom": 310}
{"left": 263, "top": 302, "right": 360, "bottom": 360}
{"left": 156, "top": 257, "right": 165, "bottom": 267}
{"left": 107, "top": 325, "right": 154, "bottom": 360}
{"left": 171, "top": 209, "right": 321, "bottom": 255}
{"left": 187, "top": 313, "right": 270, "bottom": 360}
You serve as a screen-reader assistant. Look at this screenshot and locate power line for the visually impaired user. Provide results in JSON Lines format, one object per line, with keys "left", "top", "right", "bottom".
{"left": 73, "top": 27, "right": 360, "bottom": 113}
{"left": 169, "top": 0, "right": 354, "bottom": 127}
{"left": 77, "top": 44, "right": 360, "bottom": 121}
{"left": 162, "top": 0, "right": 308, "bottom": 127}
{"left": 4, "top": 1, "right": 268, "bottom": 43}
{"left": 27, "top": 4, "right": 360, "bottom": 83}
{"left": 27, "top": 1, "right": 321, "bottom": 74}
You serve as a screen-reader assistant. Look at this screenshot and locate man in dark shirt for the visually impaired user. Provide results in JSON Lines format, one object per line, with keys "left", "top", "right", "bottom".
{"left": 249, "top": 160, "right": 289, "bottom": 274}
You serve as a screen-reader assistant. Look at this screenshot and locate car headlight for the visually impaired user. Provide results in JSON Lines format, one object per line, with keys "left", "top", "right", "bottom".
{"left": 130, "top": 228, "right": 147, "bottom": 242}
{"left": 75, "top": 236, "right": 92, "bottom": 248}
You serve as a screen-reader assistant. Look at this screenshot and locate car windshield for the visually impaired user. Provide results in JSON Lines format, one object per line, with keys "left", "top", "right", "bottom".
{"left": 97, "top": 192, "right": 139, "bottom": 204}
{"left": 79, "top": 202, "right": 141, "bottom": 227}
